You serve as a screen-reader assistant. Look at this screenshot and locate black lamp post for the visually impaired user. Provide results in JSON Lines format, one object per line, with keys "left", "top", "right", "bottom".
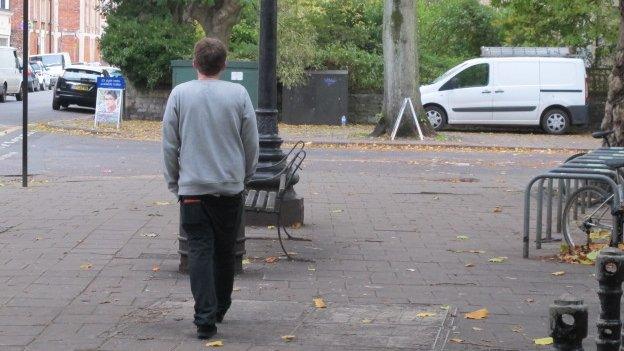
{"left": 246, "top": 0, "right": 304, "bottom": 227}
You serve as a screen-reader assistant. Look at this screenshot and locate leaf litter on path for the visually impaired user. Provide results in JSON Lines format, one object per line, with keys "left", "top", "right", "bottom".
{"left": 313, "top": 298, "right": 327, "bottom": 308}
{"left": 488, "top": 256, "right": 508, "bottom": 263}
{"left": 464, "top": 308, "right": 489, "bottom": 320}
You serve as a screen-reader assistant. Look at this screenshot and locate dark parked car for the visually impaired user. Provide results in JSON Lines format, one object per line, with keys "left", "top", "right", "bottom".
{"left": 52, "top": 65, "right": 122, "bottom": 110}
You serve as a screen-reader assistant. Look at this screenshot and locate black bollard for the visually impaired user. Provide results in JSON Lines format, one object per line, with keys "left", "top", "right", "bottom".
{"left": 550, "top": 293, "right": 588, "bottom": 351}
{"left": 595, "top": 248, "right": 624, "bottom": 350}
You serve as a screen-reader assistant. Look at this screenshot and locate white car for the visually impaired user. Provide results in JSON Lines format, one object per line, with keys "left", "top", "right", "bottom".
{"left": 421, "top": 56, "right": 588, "bottom": 134}
{"left": 29, "top": 52, "right": 72, "bottom": 83}
{"left": 0, "top": 46, "right": 23, "bottom": 102}
{"left": 30, "top": 61, "right": 53, "bottom": 90}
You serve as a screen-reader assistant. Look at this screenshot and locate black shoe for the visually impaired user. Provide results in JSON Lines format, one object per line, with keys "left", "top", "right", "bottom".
{"left": 216, "top": 311, "right": 225, "bottom": 323}
{"left": 197, "top": 325, "right": 217, "bottom": 340}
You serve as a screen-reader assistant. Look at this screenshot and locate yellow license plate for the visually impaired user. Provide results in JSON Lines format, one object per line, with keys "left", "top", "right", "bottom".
{"left": 73, "top": 84, "right": 89, "bottom": 91}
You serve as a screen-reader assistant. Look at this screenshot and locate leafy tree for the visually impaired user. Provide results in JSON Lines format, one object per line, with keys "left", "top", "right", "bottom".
{"left": 601, "top": 1, "right": 624, "bottom": 145}
{"left": 100, "top": 3, "right": 198, "bottom": 89}
{"left": 491, "top": 0, "right": 618, "bottom": 65}
{"left": 419, "top": 0, "right": 500, "bottom": 83}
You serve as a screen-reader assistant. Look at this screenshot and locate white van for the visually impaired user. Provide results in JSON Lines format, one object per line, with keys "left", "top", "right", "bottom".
{"left": 0, "top": 46, "right": 23, "bottom": 102}
{"left": 421, "top": 57, "right": 588, "bottom": 134}
{"left": 29, "top": 52, "right": 72, "bottom": 79}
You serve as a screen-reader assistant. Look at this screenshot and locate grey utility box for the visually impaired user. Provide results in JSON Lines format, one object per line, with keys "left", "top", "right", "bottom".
{"left": 282, "top": 70, "right": 348, "bottom": 125}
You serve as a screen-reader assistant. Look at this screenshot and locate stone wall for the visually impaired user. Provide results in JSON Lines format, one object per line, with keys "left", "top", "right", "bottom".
{"left": 348, "top": 93, "right": 382, "bottom": 124}
{"left": 123, "top": 84, "right": 382, "bottom": 124}
{"left": 124, "top": 82, "right": 170, "bottom": 121}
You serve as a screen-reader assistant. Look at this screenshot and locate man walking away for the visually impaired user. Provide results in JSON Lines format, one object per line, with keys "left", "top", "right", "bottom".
{"left": 162, "top": 37, "right": 259, "bottom": 340}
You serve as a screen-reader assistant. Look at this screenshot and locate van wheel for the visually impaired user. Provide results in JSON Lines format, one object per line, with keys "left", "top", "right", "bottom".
{"left": 0, "top": 84, "right": 6, "bottom": 103}
{"left": 15, "top": 86, "right": 22, "bottom": 101}
{"left": 541, "top": 108, "right": 570, "bottom": 135}
{"left": 425, "top": 105, "right": 447, "bottom": 131}
{"left": 52, "top": 98, "right": 61, "bottom": 110}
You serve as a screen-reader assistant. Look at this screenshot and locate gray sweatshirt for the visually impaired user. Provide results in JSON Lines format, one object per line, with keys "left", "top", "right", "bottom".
{"left": 162, "top": 79, "right": 259, "bottom": 196}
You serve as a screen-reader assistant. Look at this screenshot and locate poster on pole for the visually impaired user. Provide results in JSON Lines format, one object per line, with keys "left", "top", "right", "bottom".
{"left": 94, "top": 77, "right": 125, "bottom": 129}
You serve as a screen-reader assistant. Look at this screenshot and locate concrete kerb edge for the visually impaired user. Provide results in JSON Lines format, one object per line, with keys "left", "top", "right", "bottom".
{"left": 284, "top": 138, "right": 592, "bottom": 153}
{"left": 41, "top": 120, "right": 591, "bottom": 153}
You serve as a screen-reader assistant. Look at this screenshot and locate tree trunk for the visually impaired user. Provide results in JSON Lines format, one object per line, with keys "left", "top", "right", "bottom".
{"left": 602, "top": 1, "right": 624, "bottom": 145}
{"left": 382, "top": 0, "right": 435, "bottom": 138}
{"left": 183, "top": 0, "right": 244, "bottom": 49}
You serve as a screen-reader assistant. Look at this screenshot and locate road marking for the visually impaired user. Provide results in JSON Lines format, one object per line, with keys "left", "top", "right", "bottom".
{"left": 0, "top": 151, "right": 17, "bottom": 161}
{"left": 0, "top": 131, "right": 36, "bottom": 150}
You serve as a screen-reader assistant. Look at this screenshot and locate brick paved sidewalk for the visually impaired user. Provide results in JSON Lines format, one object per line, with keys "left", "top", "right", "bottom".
{"left": 0, "top": 146, "right": 601, "bottom": 350}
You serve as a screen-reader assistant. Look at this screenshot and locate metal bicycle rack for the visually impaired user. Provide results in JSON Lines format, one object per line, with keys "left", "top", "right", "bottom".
{"left": 523, "top": 148, "right": 624, "bottom": 258}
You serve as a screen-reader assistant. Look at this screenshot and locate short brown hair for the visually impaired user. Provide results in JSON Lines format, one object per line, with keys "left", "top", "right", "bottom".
{"left": 193, "top": 38, "right": 227, "bottom": 76}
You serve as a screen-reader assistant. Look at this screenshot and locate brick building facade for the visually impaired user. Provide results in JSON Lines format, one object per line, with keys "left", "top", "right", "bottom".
{"left": 8, "top": 0, "right": 104, "bottom": 63}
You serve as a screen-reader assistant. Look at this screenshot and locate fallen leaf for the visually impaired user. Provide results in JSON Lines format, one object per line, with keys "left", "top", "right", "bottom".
{"left": 488, "top": 256, "right": 508, "bottom": 263}
{"left": 267, "top": 225, "right": 276, "bottom": 229}
{"left": 242, "top": 258, "right": 251, "bottom": 265}
{"left": 456, "top": 235, "right": 469, "bottom": 240}
{"left": 154, "top": 201, "right": 171, "bottom": 206}
{"left": 35, "top": 236, "right": 43, "bottom": 241}
{"left": 265, "top": 256, "right": 279, "bottom": 263}
{"left": 152, "top": 266, "right": 160, "bottom": 272}
{"left": 205, "top": 340, "right": 223, "bottom": 347}
{"left": 361, "top": 318, "right": 372, "bottom": 324}
{"left": 449, "top": 338, "right": 463, "bottom": 343}
{"left": 472, "top": 327, "right": 483, "bottom": 331}
{"left": 80, "top": 263, "right": 93, "bottom": 270}
{"left": 232, "top": 287, "right": 241, "bottom": 292}
{"left": 331, "top": 209, "right": 343, "bottom": 213}
{"left": 579, "top": 259, "right": 593, "bottom": 265}
{"left": 512, "top": 325, "right": 524, "bottom": 333}
{"left": 464, "top": 308, "right": 489, "bottom": 320}
{"left": 308, "top": 266, "right": 316, "bottom": 271}
{"left": 551, "top": 271, "right": 565, "bottom": 276}
{"left": 465, "top": 263, "right": 475, "bottom": 267}
{"left": 291, "top": 222, "right": 302, "bottom": 229}
{"left": 526, "top": 298, "right": 534, "bottom": 303}
{"left": 440, "top": 305, "right": 450, "bottom": 310}
{"left": 493, "top": 206, "right": 502, "bottom": 213}
{"left": 587, "top": 250, "right": 600, "bottom": 261}
{"left": 406, "top": 268, "right": 416, "bottom": 272}
{"left": 141, "top": 233, "right": 158, "bottom": 238}
{"left": 534, "top": 337, "right": 553, "bottom": 345}
{"left": 313, "top": 298, "right": 327, "bottom": 308}
{"left": 281, "top": 335, "right": 296, "bottom": 342}
{"left": 416, "top": 312, "right": 437, "bottom": 318}
{"left": 590, "top": 229, "right": 611, "bottom": 240}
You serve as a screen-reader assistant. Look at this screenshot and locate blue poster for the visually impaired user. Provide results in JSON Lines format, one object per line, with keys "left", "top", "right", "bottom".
{"left": 96, "top": 77, "right": 126, "bottom": 89}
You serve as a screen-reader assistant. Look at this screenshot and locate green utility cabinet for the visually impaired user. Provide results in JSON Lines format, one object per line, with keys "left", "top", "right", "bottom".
{"left": 170, "top": 60, "right": 259, "bottom": 108}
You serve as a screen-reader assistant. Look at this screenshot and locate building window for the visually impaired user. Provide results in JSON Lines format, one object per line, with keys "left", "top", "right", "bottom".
{"left": 0, "top": 38, "right": 8, "bottom": 46}
{"left": 0, "top": 0, "right": 8, "bottom": 10}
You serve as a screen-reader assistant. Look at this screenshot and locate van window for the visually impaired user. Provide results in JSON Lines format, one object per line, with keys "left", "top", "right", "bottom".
{"left": 0, "top": 49, "right": 15, "bottom": 69}
{"left": 32, "top": 55, "right": 63, "bottom": 67}
{"left": 495, "top": 61, "right": 539, "bottom": 86}
{"left": 443, "top": 63, "right": 489, "bottom": 90}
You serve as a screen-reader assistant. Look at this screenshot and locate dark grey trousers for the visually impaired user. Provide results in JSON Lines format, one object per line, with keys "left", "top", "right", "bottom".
{"left": 181, "top": 193, "right": 243, "bottom": 327}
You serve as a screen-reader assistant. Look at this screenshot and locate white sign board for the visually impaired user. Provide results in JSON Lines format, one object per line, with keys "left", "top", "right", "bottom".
{"left": 94, "top": 88, "right": 123, "bottom": 129}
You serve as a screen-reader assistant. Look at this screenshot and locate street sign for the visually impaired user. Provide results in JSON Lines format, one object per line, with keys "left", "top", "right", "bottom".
{"left": 94, "top": 77, "right": 125, "bottom": 129}
{"left": 96, "top": 76, "right": 126, "bottom": 89}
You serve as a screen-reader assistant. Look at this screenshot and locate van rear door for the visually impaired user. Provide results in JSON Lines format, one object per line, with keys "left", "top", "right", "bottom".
{"left": 491, "top": 60, "right": 540, "bottom": 123}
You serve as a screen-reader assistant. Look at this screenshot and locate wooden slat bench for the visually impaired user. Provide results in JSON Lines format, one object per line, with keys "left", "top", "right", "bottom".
{"left": 245, "top": 149, "right": 308, "bottom": 260}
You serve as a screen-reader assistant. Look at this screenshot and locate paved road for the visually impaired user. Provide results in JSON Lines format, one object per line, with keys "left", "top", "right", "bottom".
{"left": 1, "top": 127, "right": 601, "bottom": 350}
{"left": 0, "top": 89, "right": 93, "bottom": 126}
